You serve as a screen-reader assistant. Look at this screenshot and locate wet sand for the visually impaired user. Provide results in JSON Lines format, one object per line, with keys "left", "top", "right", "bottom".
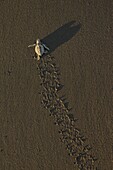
{"left": 0, "top": 1, "right": 113, "bottom": 170}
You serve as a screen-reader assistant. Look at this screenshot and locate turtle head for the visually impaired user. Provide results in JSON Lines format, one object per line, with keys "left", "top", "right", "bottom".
{"left": 36, "top": 39, "right": 41, "bottom": 45}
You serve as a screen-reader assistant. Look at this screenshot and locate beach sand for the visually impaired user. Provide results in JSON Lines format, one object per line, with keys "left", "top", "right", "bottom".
{"left": 0, "top": 0, "right": 113, "bottom": 169}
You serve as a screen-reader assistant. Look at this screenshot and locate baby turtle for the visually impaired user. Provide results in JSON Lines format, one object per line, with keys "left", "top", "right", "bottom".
{"left": 28, "top": 39, "right": 50, "bottom": 60}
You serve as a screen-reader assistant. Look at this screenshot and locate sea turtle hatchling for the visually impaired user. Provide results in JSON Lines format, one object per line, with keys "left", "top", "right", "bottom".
{"left": 28, "top": 39, "right": 50, "bottom": 60}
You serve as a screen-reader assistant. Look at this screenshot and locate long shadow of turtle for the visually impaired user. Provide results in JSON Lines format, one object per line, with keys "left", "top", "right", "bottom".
{"left": 42, "top": 21, "right": 81, "bottom": 54}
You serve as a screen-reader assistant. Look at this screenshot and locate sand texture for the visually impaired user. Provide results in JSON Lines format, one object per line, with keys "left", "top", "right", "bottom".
{"left": 0, "top": 0, "right": 113, "bottom": 170}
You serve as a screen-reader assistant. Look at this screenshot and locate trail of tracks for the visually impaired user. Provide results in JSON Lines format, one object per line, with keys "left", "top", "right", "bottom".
{"left": 36, "top": 54, "right": 98, "bottom": 170}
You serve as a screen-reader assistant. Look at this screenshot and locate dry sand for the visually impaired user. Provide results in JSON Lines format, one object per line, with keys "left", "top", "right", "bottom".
{"left": 0, "top": 0, "right": 113, "bottom": 170}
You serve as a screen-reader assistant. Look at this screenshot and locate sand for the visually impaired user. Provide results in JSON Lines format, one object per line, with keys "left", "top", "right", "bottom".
{"left": 0, "top": 0, "right": 113, "bottom": 170}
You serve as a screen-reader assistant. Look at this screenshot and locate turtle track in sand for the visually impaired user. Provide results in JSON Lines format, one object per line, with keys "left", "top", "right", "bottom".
{"left": 36, "top": 54, "right": 98, "bottom": 170}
